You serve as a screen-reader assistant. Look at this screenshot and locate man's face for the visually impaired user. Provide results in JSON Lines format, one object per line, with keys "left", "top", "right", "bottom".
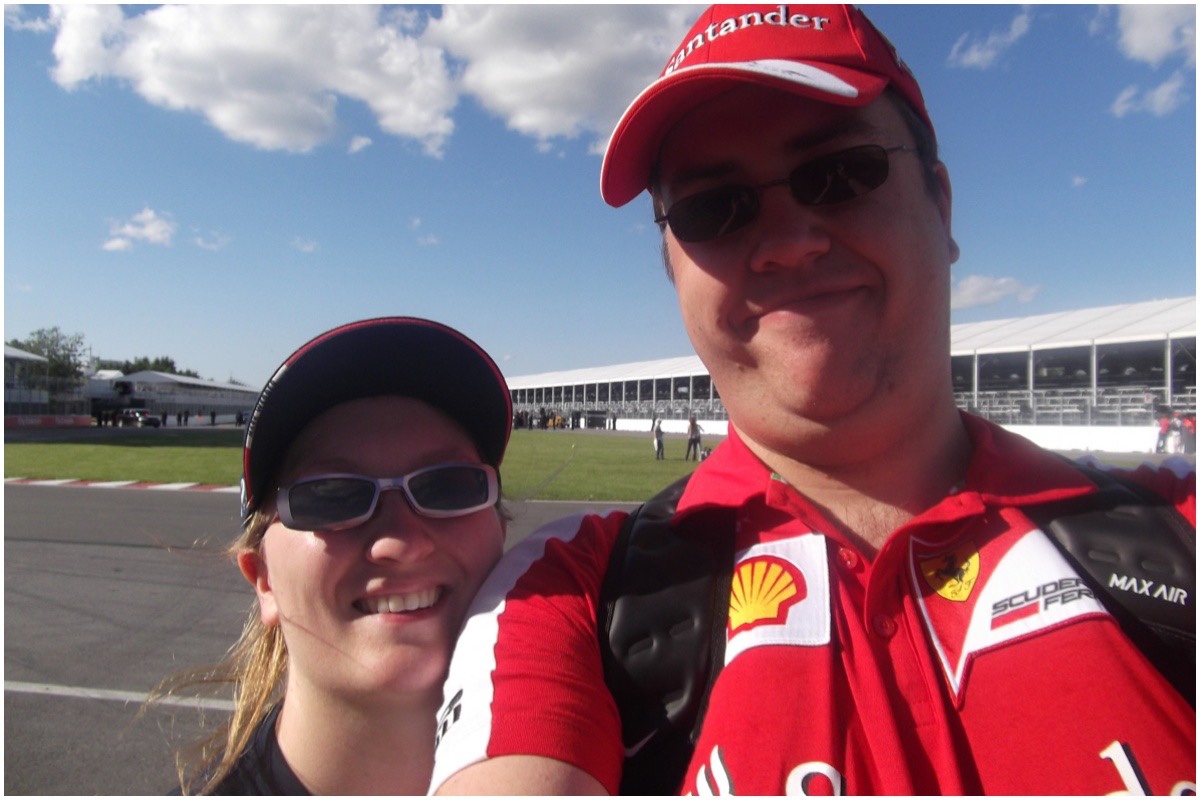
{"left": 655, "top": 85, "right": 959, "bottom": 464}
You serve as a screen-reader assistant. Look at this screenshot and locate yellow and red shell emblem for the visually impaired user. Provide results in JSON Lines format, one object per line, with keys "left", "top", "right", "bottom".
{"left": 729, "top": 556, "right": 806, "bottom": 632}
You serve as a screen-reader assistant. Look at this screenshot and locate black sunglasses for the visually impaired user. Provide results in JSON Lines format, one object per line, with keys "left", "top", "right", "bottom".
{"left": 655, "top": 144, "right": 915, "bottom": 243}
{"left": 275, "top": 463, "right": 498, "bottom": 531}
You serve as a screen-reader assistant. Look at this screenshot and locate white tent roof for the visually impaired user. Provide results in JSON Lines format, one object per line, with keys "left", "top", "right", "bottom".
{"left": 4, "top": 345, "right": 48, "bottom": 363}
{"left": 949, "top": 296, "right": 1194, "bottom": 355}
{"left": 507, "top": 354, "right": 708, "bottom": 390}
{"left": 121, "top": 370, "right": 259, "bottom": 395}
{"left": 506, "top": 297, "right": 1196, "bottom": 389}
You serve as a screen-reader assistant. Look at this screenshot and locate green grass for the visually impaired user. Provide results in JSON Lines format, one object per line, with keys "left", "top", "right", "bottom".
{"left": 5, "top": 430, "right": 245, "bottom": 486}
{"left": 11, "top": 428, "right": 1170, "bottom": 502}
{"left": 4, "top": 429, "right": 709, "bottom": 502}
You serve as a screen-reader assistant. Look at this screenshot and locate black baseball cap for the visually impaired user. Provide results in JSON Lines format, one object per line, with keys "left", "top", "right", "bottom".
{"left": 239, "top": 317, "right": 512, "bottom": 525}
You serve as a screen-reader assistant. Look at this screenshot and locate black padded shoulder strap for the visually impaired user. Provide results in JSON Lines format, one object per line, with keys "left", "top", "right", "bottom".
{"left": 1026, "top": 463, "right": 1195, "bottom": 705}
{"left": 598, "top": 474, "right": 734, "bottom": 796}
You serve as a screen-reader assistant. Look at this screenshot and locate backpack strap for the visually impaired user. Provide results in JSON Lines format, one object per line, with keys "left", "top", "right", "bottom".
{"left": 598, "top": 473, "right": 734, "bottom": 795}
{"left": 1026, "top": 463, "right": 1195, "bottom": 706}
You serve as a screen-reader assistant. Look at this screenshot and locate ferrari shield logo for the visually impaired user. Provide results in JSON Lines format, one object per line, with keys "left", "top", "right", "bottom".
{"left": 919, "top": 543, "right": 980, "bottom": 602}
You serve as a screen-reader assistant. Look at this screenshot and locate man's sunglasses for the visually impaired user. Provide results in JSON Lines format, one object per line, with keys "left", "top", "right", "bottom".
{"left": 655, "top": 144, "right": 915, "bottom": 243}
{"left": 275, "top": 463, "right": 498, "bottom": 531}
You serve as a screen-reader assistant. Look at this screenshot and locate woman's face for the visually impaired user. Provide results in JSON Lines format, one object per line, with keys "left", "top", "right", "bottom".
{"left": 240, "top": 396, "right": 505, "bottom": 703}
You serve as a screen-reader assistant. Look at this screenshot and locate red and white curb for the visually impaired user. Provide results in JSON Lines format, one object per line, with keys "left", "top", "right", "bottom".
{"left": 5, "top": 477, "right": 240, "bottom": 493}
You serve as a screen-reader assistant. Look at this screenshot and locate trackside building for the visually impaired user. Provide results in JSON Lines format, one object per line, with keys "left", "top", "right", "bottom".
{"left": 86, "top": 370, "right": 260, "bottom": 425}
{"left": 506, "top": 297, "right": 1196, "bottom": 452}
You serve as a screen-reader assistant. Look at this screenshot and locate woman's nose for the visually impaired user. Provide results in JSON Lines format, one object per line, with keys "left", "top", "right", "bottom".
{"left": 361, "top": 488, "right": 437, "bottom": 563}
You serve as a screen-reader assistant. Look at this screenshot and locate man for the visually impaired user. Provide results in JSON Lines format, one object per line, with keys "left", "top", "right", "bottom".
{"left": 432, "top": 5, "right": 1195, "bottom": 795}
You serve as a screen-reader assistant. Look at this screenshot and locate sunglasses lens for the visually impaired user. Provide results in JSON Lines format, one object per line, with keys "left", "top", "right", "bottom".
{"left": 286, "top": 477, "right": 376, "bottom": 530}
{"left": 791, "top": 145, "right": 889, "bottom": 206}
{"left": 666, "top": 186, "right": 759, "bottom": 243}
{"left": 407, "top": 465, "right": 494, "bottom": 515}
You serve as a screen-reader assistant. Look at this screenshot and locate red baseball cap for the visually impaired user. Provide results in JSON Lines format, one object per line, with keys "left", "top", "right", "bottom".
{"left": 600, "top": 4, "right": 932, "bottom": 207}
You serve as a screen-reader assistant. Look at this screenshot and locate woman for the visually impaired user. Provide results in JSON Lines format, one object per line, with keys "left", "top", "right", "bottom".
{"left": 685, "top": 415, "right": 703, "bottom": 461}
{"left": 156, "top": 317, "right": 512, "bottom": 795}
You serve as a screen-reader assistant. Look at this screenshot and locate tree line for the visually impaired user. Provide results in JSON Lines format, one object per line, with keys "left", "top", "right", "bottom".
{"left": 7, "top": 326, "right": 205, "bottom": 381}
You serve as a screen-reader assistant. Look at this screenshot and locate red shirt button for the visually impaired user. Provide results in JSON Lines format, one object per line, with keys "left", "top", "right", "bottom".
{"left": 839, "top": 548, "right": 859, "bottom": 569}
{"left": 873, "top": 615, "right": 897, "bottom": 638}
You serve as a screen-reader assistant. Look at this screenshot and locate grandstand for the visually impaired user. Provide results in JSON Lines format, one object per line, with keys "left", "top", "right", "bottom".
{"left": 506, "top": 297, "right": 1196, "bottom": 435}
{"left": 86, "top": 370, "right": 260, "bottom": 425}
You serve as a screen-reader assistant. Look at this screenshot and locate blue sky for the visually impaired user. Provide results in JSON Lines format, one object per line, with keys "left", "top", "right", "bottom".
{"left": 5, "top": 4, "right": 1196, "bottom": 389}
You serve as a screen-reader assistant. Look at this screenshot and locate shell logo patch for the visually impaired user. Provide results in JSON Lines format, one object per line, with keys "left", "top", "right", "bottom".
{"left": 729, "top": 556, "right": 806, "bottom": 632}
{"left": 919, "top": 542, "right": 980, "bottom": 602}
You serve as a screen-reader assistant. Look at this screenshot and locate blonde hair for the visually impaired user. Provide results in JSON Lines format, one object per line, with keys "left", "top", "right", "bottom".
{"left": 149, "top": 508, "right": 288, "bottom": 795}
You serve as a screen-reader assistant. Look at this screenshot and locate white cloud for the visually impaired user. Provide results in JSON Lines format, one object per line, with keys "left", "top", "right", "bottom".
{"left": 194, "top": 231, "right": 231, "bottom": 251}
{"left": 417, "top": 234, "right": 440, "bottom": 246}
{"left": 1115, "top": 5, "right": 1195, "bottom": 67}
{"left": 947, "top": 9, "right": 1033, "bottom": 69}
{"left": 45, "top": 5, "right": 457, "bottom": 155}
{"left": 292, "top": 237, "right": 318, "bottom": 254}
{"left": 1102, "top": 6, "right": 1194, "bottom": 117}
{"left": 1072, "top": 175, "right": 1088, "bottom": 188}
{"left": 348, "top": 135, "right": 373, "bottom": 154}
{"left": 410, "top": 217, "right": 422, "bottom": 230}
{"left": 1111, "top": 70, "right": 1189, "bottom": 117}
{"left": 427, "top": 5, "right": 700, "bottom": 150}
{"left": 36, "top": 5, "right": 702, "bottom": 158}
{"left": 5, "top": 5, "right": 53, "bottom": 32}
{"left": 103, "top": 207, "right": 176, "bottom": 251}
{"left": 951, "top": 275, "right": 1040, "bottom": 310}
{"left": 1086, "top": 6, "right": 1115, "bottom": 38}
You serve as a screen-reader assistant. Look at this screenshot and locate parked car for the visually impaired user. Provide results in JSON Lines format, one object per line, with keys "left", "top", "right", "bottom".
{"left": 116, "top": 409, "right": 161, "bottom": 428}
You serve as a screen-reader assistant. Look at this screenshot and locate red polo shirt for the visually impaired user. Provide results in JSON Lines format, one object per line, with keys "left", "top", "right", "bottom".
{"left": 431, "top": 415, "right": 1195, "bottom": 794}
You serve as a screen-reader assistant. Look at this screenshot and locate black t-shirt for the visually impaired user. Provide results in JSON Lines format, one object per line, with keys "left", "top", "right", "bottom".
{"left": 207, "top": 704, "right": 309, "bottom": 795}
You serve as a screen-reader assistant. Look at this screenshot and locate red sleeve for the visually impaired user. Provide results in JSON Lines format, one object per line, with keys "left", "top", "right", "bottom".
{"left": 431, "top": 511, "right": 628, "bottom": 794}
{"left": 487, "top": 515, "right": 626, "bottom": 789}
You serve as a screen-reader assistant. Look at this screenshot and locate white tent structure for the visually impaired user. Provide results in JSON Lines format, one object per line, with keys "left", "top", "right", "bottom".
{"left": 506, "top": 297, "right": 1196, "bottom": 429}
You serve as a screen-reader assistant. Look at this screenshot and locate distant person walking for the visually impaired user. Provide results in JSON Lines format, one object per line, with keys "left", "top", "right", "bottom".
{"left": 685, "top": 415, "right": 704, "bottom": 461}
{"left": 1169, "top": 411, "right": 1184, "bottom": 454}
{"left": 1157, "top": 411, "right": 1171, "bottom": 453}
{"left": 652, "top": 417, "right": 664, "bottom": 460}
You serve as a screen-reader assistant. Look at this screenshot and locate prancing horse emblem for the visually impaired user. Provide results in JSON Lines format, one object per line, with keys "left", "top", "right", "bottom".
{"left": 919, "top": 543, "right": 980, "bottom": 602}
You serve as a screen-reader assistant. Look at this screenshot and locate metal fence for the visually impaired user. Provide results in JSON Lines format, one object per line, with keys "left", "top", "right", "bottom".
{"left": 4, "top": 376, "right": 90, "bottom": 415}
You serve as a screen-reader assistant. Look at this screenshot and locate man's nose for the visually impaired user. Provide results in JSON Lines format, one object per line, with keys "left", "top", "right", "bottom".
{"left": 747, "top": 186, "right": 833, "bottom": 272}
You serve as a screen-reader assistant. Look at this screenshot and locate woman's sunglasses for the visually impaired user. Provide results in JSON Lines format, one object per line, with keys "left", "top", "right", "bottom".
{"left": 275, "top": 463, "right": 498, "bottom": 531}
{"left": 655, "top": 144, "right": 915, "bottom": 243}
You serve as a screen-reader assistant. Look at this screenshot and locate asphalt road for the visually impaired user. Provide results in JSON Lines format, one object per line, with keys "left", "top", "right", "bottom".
{"left": 4, "top": 481, "right": 636, "bottom": 795}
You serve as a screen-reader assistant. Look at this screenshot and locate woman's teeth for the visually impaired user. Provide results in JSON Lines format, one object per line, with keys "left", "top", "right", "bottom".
{"left": 359, "top": 588, "right": 442, "bottom": 614}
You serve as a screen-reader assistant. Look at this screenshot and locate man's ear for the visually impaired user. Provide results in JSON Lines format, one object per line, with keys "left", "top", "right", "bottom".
{"left": 237, "top": 549, "right": 279, "bottom": 627}
{"left": 933, "top": 161, "right": 960, "bottom": 264}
